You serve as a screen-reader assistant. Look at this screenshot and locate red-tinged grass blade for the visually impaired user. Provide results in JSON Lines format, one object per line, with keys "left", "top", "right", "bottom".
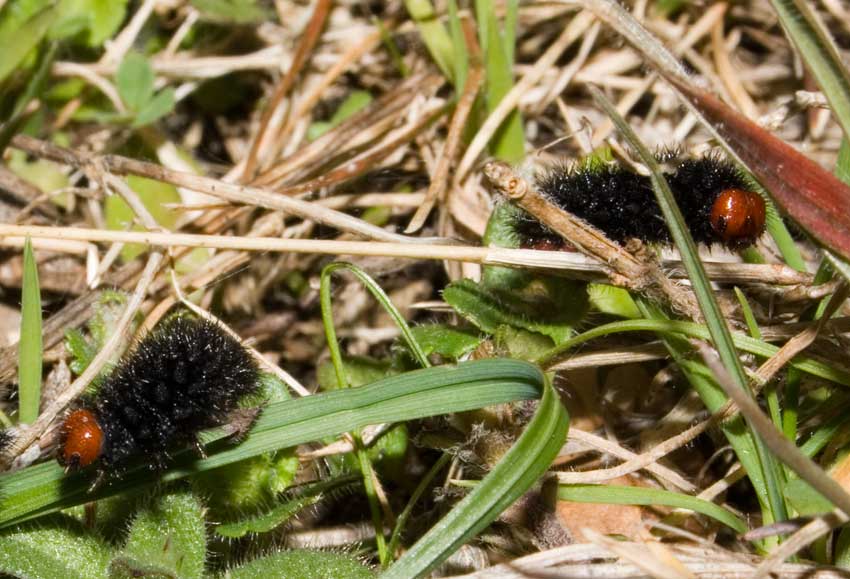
{"left": 668, "top": 77, "right": 850, "bottom": 261}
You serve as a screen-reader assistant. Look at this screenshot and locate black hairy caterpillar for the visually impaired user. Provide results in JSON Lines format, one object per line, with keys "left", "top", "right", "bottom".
{"left": 59, "top": 315, "right": 259, "bottom": 475}
{"left": 514, "top": 154, "right": 766, "bottom": 250}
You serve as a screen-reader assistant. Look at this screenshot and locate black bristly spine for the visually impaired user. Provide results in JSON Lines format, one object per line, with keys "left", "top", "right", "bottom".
{"left": 0, "top": 429, "right": 12, "bottom": 454}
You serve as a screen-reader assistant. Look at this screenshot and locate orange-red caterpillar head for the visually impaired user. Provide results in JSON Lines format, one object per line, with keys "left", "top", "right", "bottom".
{"left": 59, "top": 409, "right": 103, "bottom": 468}
{"left": 709, "top": 188, "right": 766, "bottom": 245}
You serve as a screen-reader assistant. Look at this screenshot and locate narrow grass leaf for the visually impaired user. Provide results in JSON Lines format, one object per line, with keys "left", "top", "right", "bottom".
{"left": 558, "top": 484, "right": 747, "bottom": 533}
{"left": 18, "top": 237, "right": 42, "bottom": 425}
{"left": 447, "top": 0, "right": 468, "bottom": 91}
{"left": 0, "top": 3, "right": 56, "bottom": 85}
{"left": 481, "top": 6, "right": 524, "bottom": 163}
{"left": 537, "top": 317, "right": 850, "bottom": 387}
{"left": 403, "top": 0, "right": 455, "bottom": 83}
{"left": 0, "top": 42, "right": 56, "bottom": 154}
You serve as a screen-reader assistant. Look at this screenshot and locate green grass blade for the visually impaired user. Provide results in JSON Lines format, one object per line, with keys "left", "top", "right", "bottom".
{"left": 480, "top": 2, "right": 524, "bottom": 163}
{"left": 320, "top": 261, "right": 430, "bottom": 388}
{"left": 383, "top": 379, "right": 568, "bottom": 579}
{"left": 0, "top": 358, "right": 543, "bottom": 528}
{"left": 734, "top": 287, "right": 762, "bottom": 340}
{"left": 404, "top": 0, "right": 455, "bottom": 83}
{"left": 762, "top": 202, "right": 807, "bottom": 272}
{"left": 388, "top": 453, "right": 452, "bottom": 558}
{"left": 557, "top": 484, "right": 747, "bottom": 533}
{"left": 536, "top": 317, "right": 850, "bottom": 387}
{"left": 0, "top": 4, "right": 56, "bottom": 86}
{"left": 18, "top": 237, "right": 42, "bottom": 425}
{"left": 503, "top": 0, "right": 518, "bottom": 65}
{"left": 768, "top": 0, "right": 850, "bottom": 140}
{"left": 0, "top": 41, "right": 56, "bottom": 154}
{"left": 824, "top": 138, "right": 850, "bottom": 284}
{"left": 837, "top": 137, "right": 850, "bottom": 184}
{"left": 447, "top": 0, "right": 468, "bottom": 91}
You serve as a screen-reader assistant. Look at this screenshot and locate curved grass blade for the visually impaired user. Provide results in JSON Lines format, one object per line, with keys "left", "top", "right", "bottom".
{"left": 0, "top": 358, "right": 543, "bottom": 528}
{"left": 320, "top": 262, "right": 430, "bottom": 390}
{"left": 319, "top": 261, "right": 430, "bottom": 565}
{"left": 558, "top": 484, "right": 747, "bottom": 534}
{"left": 383, "top": 378, "right": 568, "bottom": 579}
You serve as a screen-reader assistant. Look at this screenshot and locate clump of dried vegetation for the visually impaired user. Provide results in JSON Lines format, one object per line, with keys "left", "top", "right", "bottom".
{"left": 2, "top": 0, "right": 850, "bottom": 577}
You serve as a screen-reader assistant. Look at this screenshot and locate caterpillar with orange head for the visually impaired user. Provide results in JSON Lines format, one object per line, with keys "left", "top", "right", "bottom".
{"left": 514, "top": 153, "right": 766, "bottom": 250}
{"left": 59, "top": 315, "right": 259, "bottom": 476}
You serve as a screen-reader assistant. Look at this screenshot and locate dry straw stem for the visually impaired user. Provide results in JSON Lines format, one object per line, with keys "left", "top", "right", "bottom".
{"left": 53, "top": 61, "right": 125, "bottom": 113}
{"left": 453, "top": 542, "right": 846, "bottom": 578}
{"left": 754, "top": 510, "right": 849, "bottom": 578}
{"left": 241, "top": 0, "right": 332, "bottom": 179}
{"left": 582, "top": 529, "right": 692, "bottom": 579}
{"left": 563, "top": 428, "right": 698, "bottom": 492}
{"left": 751, "top": 283, "right": 849, "bottom": 387}
{"left": 483, "top": 160, "right": 705, "bottom": 319}
{"left": 10, "top": 135, "right": 421, "bottom": 244}
{"left": 560, "top": 420, "right": 711, "bottom": 492}
{"left": 266, "top": 101, "right": 448, "bottom": 198}
{"left": 710, "top": 8, "right": 759, "bottom": 118}
{"left": 455, "top": 10, "right": 597, "bottom": 183}
{"left": 0, "top": 223, "right": 819, "bottom": 288}
{"left": 278, "top": 29, "right": 382, "bottom": 153}
{"left": 253, "top": 72, "right": 443, "bottom": 188}
{"left": 0, "top": 166, "right": 54, "bottom": 215}
{"left": 53, "top": 47, "right": 286, "bottom": 79}
{"left": 697, "top": 464, "right": 746, "bottom": 504}
{"left": 406, "top": 18, "right": 485, "bottom": 233}
{"left": 99, "top": 0, "right": 155, "bottom": 66}
{"left": 547, "top": 342, "right": 668, "bottom": 370}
